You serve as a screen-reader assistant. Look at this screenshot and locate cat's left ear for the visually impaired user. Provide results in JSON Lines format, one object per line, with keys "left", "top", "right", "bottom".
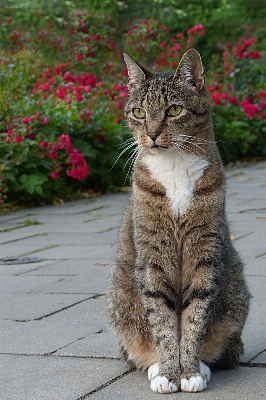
{"left": 123, "top": 53, "right": 146, "bottom": 87}
{"left": 174, "top": 48, "right": 205, "bottom": 90}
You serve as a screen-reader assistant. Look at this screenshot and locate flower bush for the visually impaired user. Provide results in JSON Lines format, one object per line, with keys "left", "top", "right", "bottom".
{"left": 0, "top": 12, "right": 265, "bottom": 210}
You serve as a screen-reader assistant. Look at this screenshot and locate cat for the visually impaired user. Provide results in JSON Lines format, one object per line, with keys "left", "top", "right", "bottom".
{"left": 106, "top": 48, "right": 250, "bottom": 393}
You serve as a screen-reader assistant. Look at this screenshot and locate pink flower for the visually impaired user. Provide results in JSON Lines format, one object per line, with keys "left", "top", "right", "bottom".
{"left": 22, "top": 117, "right": 30, "bottom": 123}
{"left": 210, "top": 93, "right": 221, "bottom": 105}
{"left": 41, "top": 83, "right": 50, "bottom": 92}
{"left": 257, "top": 91, "right": 266, "bottom": 100}
{"left": 50, "top": 171, "right": 60, "bottom": 180}
{"left": 260, "top": 101, "right": 266, "bottom": 109}
{"left": 43, "top": 117, "right": 49, "bottom": 124}
{"left": 65, "top": 97, "right": 72, "bottom": 104}
{"left": 160, "top": 42, "right": 167, "bottom": 48}
{"left": 117, "top": 101, "right": 124, "bottom": 109}
{"left": 60, "top": 134, "right": 71, "bottom": 147}
{"left": 76, "top": 93, "right": 83, "bottom": 102}
{"left": 49, "top": 150, "right": 57, "bottom": 160}
{"left": 240, "top": 100, "right": 259, "bottom": 118}
{"left": 40, "top": 141, "right": 48, "bottom": 148}
{"left": 173, "top": 43, "right": 181, "bottom": 52}
{"left": 67, "top": 163, "right": 89, "bottom": 181}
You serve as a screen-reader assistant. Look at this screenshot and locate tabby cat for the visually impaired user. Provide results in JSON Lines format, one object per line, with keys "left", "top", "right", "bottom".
{"left": 106, "top": 48, "right": 250, "bottom": 393}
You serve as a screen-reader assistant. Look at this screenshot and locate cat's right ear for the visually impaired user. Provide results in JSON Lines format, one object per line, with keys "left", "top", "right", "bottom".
{"left": 123, "top": 53, "right": 146, "bottom": 87}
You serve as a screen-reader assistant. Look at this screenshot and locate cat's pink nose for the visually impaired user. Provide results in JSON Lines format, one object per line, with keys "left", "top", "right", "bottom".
{"left": 148, "top": 131, "right": 161, "bottom": 141}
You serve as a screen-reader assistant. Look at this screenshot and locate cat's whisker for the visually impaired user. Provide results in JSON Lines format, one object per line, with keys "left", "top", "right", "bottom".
{"left": 117, "top": 138, "right": 136, "bottom": 149}
{"left": 123, "top": 146, "right": 139, "bottom": 171}
{"left": 122, "top": 146, "right": 142, "bottom": 187}
{"left": 110, "top": 141, "right": 137, "bottom": 171}
{"left": 178, "top": 133, "right": 216, "bottom": 145}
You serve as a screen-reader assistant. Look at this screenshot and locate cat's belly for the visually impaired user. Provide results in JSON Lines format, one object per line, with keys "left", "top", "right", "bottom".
{"left": 142, "top": 150, "right": 209, "bottom": 216}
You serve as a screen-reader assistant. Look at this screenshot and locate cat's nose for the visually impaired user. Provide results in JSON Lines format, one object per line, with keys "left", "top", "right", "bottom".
{"left": 148, "top": 131, "right": 161, "bottom": 142}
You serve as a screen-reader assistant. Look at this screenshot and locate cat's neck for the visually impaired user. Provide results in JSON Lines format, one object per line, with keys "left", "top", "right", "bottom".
{"left": 138, "top": 149, "right": 209, "bottom": 216}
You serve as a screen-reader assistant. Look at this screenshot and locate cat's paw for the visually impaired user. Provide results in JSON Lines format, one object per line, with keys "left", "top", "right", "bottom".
{"left": 181, "top": 375, "right": 205, "bottom": 392}
{"left": 148, "top": 362, "right": 160, "bottom": 381}
{"left": 151, "top": 376, "right": 178, "bottom": 394}
{"left": 199, "top": 361, "right": 211, "bottom": 383}
{"left": 181, "top": 361, "right": 211, "bottom": 392}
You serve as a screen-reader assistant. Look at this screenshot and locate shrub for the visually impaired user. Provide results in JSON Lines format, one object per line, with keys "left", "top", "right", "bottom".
{"left": 0, "top": 12, "right": 265, "bottom": 210}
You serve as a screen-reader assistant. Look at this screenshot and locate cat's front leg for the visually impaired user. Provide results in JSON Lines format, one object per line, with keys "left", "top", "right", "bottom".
{"left": 135, "top": 260, "right": 181, "bottom": 393}
{"left": 179, "top": 253, "right": 216, "bottom": 392}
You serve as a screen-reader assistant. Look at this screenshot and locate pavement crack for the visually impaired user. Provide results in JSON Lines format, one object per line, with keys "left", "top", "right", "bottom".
{"left": 44, "top": 336, "right": 87, "bottom": 355}
{"left": 247, "top": 348, "right": 266, "bottom": 364}
{"left": 76, "top": 369, "right": 133, "bottom": 399}
{"left": 34, "top": 293, "right": 104, "bottom": 321}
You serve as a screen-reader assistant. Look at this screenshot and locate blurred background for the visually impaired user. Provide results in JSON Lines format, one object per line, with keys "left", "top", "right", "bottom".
{"left": 1, "top": 0, "right": 266, "bottom": 210}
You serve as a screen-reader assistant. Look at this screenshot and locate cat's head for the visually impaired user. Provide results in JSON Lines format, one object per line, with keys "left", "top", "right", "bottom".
{"left": 123, "top": 49, "right": 213, "bottom": 154}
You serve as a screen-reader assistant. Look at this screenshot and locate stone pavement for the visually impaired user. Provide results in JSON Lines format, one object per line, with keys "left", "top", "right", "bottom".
{"left": 0, "top": 161, "right": 265, "bottom": 400}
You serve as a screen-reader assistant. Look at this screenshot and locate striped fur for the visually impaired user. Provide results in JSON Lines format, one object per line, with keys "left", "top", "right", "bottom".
{"left": 106, "top": 49, "right": 250, "bottom": 393}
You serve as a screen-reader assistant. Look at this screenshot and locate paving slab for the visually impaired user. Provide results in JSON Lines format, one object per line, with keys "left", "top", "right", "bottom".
{"left": 88, "top": 367, "right": 266, "bottom": 400}
{"left": 1, "top": 354, "right": 129, "bottom": 400}
{"left": 56, "top": 329, "right": 121, "bottom": 359}
{"left": 0, "top": 161, "right": 265, "bottom": 400}
{"left": 0, "top": 296, "right": 107, "bottom": 354}
{"left": 0, "top": 293, "right": 91, "bottom": 320}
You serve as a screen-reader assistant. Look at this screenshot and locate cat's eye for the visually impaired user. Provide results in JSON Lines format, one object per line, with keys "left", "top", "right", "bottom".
{"left": 167, "top": 105, "right": 182, "bottom": 117}
{"left": 132, "top": 108, "right": 146, "bottom": 119}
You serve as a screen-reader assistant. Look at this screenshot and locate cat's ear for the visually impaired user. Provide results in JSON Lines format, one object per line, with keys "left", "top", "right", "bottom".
{"left": 123, "top": 53, "right": 146, "bottom": 87}
{"left": 174, "top": 48, "right": 205, "bottom": 90}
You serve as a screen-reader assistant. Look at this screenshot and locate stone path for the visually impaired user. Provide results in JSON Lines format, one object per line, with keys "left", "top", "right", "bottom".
{"left": 0, "top": 161, "right": 265, "bottom": 399}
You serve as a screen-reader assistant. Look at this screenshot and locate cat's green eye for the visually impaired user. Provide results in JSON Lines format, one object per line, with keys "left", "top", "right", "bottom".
{"left": 167, "top": 105, "right": 182, "bottom": 117}
{"left": 132, "top": 108, "right": 146, "bottom": 119}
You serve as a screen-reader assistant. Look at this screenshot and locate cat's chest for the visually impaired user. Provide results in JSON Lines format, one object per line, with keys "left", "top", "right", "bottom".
{"left": 142, "top": 151, "right": 209, "bottom": 216}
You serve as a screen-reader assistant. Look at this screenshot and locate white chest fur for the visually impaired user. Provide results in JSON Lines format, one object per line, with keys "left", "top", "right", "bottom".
{"left": 142, "top": 150, "right": 209, "bottom": 216}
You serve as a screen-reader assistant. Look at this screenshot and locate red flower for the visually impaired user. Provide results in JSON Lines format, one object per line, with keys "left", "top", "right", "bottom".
{"left": 260, "top": 101, "right": 266, "bottom": 109}
{"left": 92, "top": 34, "right": 100, "bottom": 41}
{"left": 76, "top": 93, "right": 83, "bottom": 102}
{"left": 40, "top": 141, "right": 48, "bottom": 148}
{"left": 245, "top": 50, "right": 261, "bottom": 60}
{"left": 43, "top": 117, "right": 49, "bottom": 124}
{"left": 97, "top": 135, "right": 105, "bottom": 142}
{"left": 56, "top": 88, "right": 67, "bottom": 99}
{"left": 15, "top": 135, "right": 23, "bottom": 143}
{"left": 22, "top": 117, "right": 30, "bottom": 123}
{"left": 77, "top": 53, "right": 84, "bottom": 61}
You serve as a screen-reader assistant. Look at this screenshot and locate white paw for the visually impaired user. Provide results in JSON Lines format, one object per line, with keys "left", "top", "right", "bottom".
{"left": 200, "top": 361, "right": 211, "bottom": 382}
{"left": 181, "top": 375, "right": 205, "bottom": 392}
{"left": 151, "top": 376, "right": 178, "bottom": 393}
{"left": 148, "top": 362, "right": 159, "bottom": 381}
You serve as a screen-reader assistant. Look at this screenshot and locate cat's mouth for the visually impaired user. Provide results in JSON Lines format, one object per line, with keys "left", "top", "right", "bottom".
{"left": 150, "top": 143, "right": 168, "bottom": 149}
